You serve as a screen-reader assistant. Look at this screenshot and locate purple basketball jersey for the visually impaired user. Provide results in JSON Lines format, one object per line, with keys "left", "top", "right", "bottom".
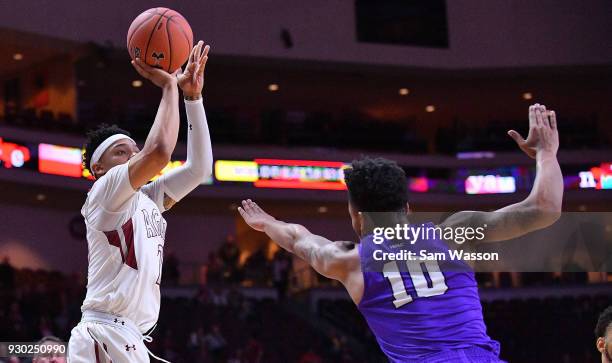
{"left": 356, "top": 223, "right": 501, "bottom": 362}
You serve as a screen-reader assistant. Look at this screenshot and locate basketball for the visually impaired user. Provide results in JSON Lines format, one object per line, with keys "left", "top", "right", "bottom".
{"left": 127, "top": 7, "right": 193, "bottom": 73}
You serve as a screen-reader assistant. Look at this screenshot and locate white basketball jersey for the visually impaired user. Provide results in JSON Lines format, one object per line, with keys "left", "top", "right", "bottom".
{"left": 80, "top": 163, "right": 168, "bottom": 333}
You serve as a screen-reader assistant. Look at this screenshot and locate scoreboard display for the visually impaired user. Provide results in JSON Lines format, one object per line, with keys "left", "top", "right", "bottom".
{"left": 216, "top": 159, "right": 348, "bottom": 190}
{"left": 0, "top": 135, "right": 609, "bottom": 193}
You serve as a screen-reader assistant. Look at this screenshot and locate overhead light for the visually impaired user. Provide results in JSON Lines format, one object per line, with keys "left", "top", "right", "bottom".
{"left": 132, "top": 80, "right": 143, "bottom": 88}
{"left": 317, "top": 206, "right": 328, "bottom": 213}
{"left": 268, "top": 83, "right": 279, "bottom": 92}
{"left": 398, "top": 88, "right": 410, "bottom": 96}
{"left": 522, "top": 92, "right": 533, "bottom": 100}
{"left": 13, "top": 53, "right": 23, "bottom": 61}
{"left": 425, "top": 105, "right": 435, "bottom": 112}
{"left": 36, "top": 193, "right": 46, "bottom": 201}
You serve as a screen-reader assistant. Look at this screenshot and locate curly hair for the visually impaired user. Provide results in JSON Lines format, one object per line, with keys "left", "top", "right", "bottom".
{"left": 344, "top": 157, "right": 408, "bottom": 212}
{"left": 595, "top": 305, "right": 612, "bottom": 338}
{"left": 83, "top": 123, "right": 131, "bottom": 174}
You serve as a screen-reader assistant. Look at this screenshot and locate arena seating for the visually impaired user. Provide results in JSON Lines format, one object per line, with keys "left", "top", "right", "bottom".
{"left": 1, "top": 110, "right": 605, "bottom": 154}
{"left": 0, "top": 266, "right": 608, "bottom": 362}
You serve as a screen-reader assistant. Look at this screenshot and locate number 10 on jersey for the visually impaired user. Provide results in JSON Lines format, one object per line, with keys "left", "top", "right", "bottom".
{"left": 383, "top": 260, "right": 448, "bottom": 308}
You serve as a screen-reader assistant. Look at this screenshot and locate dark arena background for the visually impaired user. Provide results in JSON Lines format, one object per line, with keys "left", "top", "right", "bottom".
{"left": 0, "top": 1, "right": 611, "bottom": 362}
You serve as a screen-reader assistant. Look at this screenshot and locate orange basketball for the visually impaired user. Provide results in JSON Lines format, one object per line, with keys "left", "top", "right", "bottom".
{"left": 127, "top": 7, "right": 193, "bottom": 73}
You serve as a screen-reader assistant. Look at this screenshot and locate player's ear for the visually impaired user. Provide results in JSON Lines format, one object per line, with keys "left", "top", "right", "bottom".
{"left": 358, "top": 211, "right": 366, "bottom": 236}
{"left": 92, "top": 162, "right": 105, "bottom": 178}
{"left": 597, "top": 337, "right": 605, "bottom": 353}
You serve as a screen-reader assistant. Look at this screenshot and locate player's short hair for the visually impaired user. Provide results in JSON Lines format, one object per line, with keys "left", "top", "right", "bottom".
{"left": 36, "top": 335, "right": 63, "bottom": 345}
{"left": 83, "top": 123, "right": 131, "bottom": 172}
{"left": 344, "top": 157, "right": 408, "bottom": 212}
{"left": 595, "top": 305, "right": 612, "bottom": 338}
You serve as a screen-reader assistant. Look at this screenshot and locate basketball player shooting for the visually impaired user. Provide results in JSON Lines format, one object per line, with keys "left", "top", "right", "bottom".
{"left": 239, "top": 104, "right": 562, "bottom": 362}
{"left": 68, "top": 42, "right": 212, "bottom": 363}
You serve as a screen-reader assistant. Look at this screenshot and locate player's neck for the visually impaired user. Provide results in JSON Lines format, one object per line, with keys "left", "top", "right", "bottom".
{"left": 360, "top": 212, "right": 410, "bottom": 237}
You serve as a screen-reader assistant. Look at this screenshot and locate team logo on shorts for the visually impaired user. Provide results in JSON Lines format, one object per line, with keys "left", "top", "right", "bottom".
{"left": 125, "top": 344, "right": 136, "bottom": 352}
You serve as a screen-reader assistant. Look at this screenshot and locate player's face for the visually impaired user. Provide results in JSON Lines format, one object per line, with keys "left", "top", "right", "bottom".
{"left": 93, "top": 139, "right": 139, "bottom": 177}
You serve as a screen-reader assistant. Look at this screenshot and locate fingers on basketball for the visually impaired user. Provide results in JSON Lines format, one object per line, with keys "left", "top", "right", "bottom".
{"left": 131, "top": 59, "right": 149, "bottom": 78}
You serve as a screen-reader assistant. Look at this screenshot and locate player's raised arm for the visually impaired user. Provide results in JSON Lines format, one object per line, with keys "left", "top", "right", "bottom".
{"left": 127, "top": 58, "right": 180, "bottom": 189}
{"left": 149, "top": 42, "right": 213, "bottom": 209}
{"left": 441, "top": 104, "right": 563, "bottom": 242}
{"left": 238, "top": 199, "right": 359, "bottom": 282}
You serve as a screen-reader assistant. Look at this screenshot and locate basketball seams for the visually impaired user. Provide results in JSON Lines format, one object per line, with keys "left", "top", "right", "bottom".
{"left": 144, "top": 9, "right": 171, "bottom": 67}
{"left": 166, "top": 17, "right": 172, "bottom": 72}
{"left": 168, "top": 16, "right": 193, "bottom": 56}
{"left": 127, "top": 11, "right": 158, "bottom": 57}
{"left": 153, "top": 7, "right": 167, "bottom": 15}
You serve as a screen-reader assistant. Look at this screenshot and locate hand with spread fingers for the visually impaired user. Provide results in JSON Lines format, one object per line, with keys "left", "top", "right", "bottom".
{"left": 238, "top": 199, "right": 276, "bottom": 232}
{"left": 177, "top": 41, "right": 210, "bottom": 99}
{"left": 507, "top": 103, "right": 559, "bottom": 159}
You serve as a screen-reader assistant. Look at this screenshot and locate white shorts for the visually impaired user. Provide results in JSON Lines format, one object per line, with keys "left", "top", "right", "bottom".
{"left": 68, "top": 311, "right": 151, "bottom": 363}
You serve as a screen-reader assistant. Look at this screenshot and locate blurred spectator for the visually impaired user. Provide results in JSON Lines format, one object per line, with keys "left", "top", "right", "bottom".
{"left": 243, "top": 334, "right": 263, "bottom": 363}
{"left": 161, "top": 329, "right": 180, "bottom": 362}
{"left": 206, "top": 252, "right": 223, "bottom": 285}
{"left": 202, "top": 324, "right": 227, "bottom": 363}
{"left": 32, "top": 335, "right": 67, "bottom": 363}
{"left": 272, "top": 250, "right": 291, "bottom": 300}
{"left": 243, "top": 249, "right": 270, "bottom": 286}
{"left": 209, "top": 286, "right": 228, "bottom": 306}
{"left": 38, "top": 316, "right": 54, "bottom": 337}
{"left": 227, "top": 349, "right": 243, "bottom": 363}
{"left": 328, "top": 328, "right": 345, "bottom": 361}
{"left": 187, "top": 326, "right": 205, "bottom": 358}
{"left": 218, "top": 235, "right": 241, "bottom": 284}
{"left": 0, "top": 257, "right": 15, "bottom": 290}
{"left": 298, "top": 348, "right": 323, "bottom": 363}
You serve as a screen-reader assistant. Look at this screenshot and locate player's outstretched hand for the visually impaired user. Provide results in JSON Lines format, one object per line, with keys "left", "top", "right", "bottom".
{"left": 507, "top": 103, "right": 559, "bottom": 159}
{"left": 131, "top": 58, "right": 178, "bottom": 89}
{"left": 177, "top": 41, "right": 210, "bottom": 98}
{"left": 238, "top": 199, "right": 276, "bottom": 232}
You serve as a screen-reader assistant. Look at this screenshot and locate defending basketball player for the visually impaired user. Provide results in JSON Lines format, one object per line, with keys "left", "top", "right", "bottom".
{"left": 67, "top": 41, "right": 212, "bottom": 363}
{"left": 239, "top": 104, "right": 563, "bottom": 362}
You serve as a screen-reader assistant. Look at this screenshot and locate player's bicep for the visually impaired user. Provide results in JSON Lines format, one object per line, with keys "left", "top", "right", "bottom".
{"left": 440, "top": 210, "right": 496, "bottom": 243}
{"left": 127, "top": 148, "right": 170, "bottom": 190}
{"left": 441, "top": 203, "right": 542, "bottom": 243}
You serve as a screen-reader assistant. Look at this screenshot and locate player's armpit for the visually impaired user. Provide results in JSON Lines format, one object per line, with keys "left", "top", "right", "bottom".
{"left": 163, "top": 194, "right": 177, "bottom": 211}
